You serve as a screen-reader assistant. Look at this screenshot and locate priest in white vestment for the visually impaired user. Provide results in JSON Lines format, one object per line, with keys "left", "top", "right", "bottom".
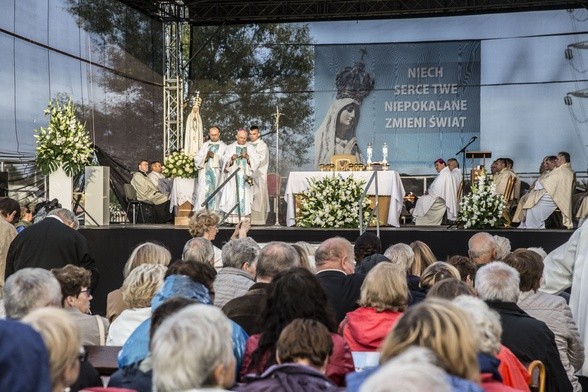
{"left": 412, "top": 159, "right": 458, "bottom": 225}
{"left": 220, "top": 129, "right": 261, "bottom": 224}
{"left": 147, "top": 161, "right": 172, "bottom": 194}
{"left": 447, "top": 158, "right": 462, "bottom": 188}
{"left": 248, "top": 126, "right": 270, "bottom": 225}
{"left": 492, "top": 158, "right": 519, "bottom": 202}
{"left": 514, "top": 152, "right": 574, "bottom": 229}
{"left": 184, "top": 97, "right": 203, "bottom": 157}
{"left": 541, "top": 221, "right": 588, "bottom": 375}
{"left": 194, "top": 126, "right": 227, "bottom": 211}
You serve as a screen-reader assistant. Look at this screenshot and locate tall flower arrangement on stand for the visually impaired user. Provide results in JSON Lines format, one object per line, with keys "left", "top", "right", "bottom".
{"left": 457, "top": 171, "right": 505, "bottom": 229}
{"left": 296, "top": 175, "right": 373, "bottom": 228}
{"left": 163, "top": 151, "right": 197, "bottom": 179}
{"left": 34, "top": 98, "right": 94, "bottom": 176}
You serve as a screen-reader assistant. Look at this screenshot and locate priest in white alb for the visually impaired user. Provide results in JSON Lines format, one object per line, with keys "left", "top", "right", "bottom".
{"left": 220, "top": 129, "right": 260, "bottom": 224}
{"left": 194, "top": 126, "right": 227, "bottom": 211}
{"left": 248, "top": 125, "right": 270, "bottom": 225}
{"left": 412, "top": 158, "right": 458, "bottom": 225}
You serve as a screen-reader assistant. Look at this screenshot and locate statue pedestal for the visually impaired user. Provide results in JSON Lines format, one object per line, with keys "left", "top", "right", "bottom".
{"left": 48, "top": 166, "right": 73, "bottom": 210}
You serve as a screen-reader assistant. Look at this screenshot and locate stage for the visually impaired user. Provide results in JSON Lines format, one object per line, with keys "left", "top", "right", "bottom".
{"left": 80, "top": 223, "right": 574, "bottom": 316}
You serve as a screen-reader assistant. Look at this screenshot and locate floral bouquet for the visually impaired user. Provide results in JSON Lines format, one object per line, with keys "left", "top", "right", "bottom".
{"left": 163, "top": 151, "right": 197, "bottom": 179}
{"left": 34, "top": 98, "right": 94, "bottom": 176}
{"left": 296, "top": 175, "right": 373, "bottom": 228}
{"left": 457, "top": 171, "right": 505, "bottom": 229}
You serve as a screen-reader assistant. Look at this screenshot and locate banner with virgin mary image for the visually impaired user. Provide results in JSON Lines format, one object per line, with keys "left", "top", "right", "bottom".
{"left": 314, "top": 41, "right": 481, "bottom": 174}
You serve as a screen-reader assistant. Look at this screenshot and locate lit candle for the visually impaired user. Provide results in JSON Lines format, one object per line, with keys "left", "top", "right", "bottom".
{"left": 382, "top": 143, "right": 388, "bottom": 163}
{"left": 367, "top": 143, "right": 373, "bottom": 164}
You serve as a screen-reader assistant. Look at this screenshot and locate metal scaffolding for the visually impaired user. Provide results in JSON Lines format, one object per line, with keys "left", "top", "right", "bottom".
{"left": 161, "top": 2, "right": 188, "bottom": 158}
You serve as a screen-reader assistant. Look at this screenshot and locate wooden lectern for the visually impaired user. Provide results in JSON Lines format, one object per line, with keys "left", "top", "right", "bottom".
{"left": 465, "top": 151, "right": 491, "bottom": 182}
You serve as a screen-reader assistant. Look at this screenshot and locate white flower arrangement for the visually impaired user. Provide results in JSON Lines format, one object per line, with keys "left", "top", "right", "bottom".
{"left": 162, "top": 151, "right": 197, "bottom": 179}
{"left": 457, "top": 171, "right": 505, "bottom": 229}
{"left": 296, "top": 175, "right": 373, "bottom": 228}
{"left": 34, "top": 98, "right": 94, "bottom": 176}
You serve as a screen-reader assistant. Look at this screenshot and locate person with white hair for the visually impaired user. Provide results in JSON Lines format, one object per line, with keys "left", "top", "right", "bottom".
{"left": 359, "top": 347, "right": 451, "bottom": 392}
{"left": 453, "top": 295, "right": 527, "bottom": 391}
{"left": 383, "top": 243, "right": 414, "bottom": 273}
{"left": 476, "top": 262, "right": 572, "bottom": 392}
{"left": 3, "top": 268, "right": 62, "bottom": 320}
{"left": 151, "top": 304, "right": 236, "bottom": 392}
{"left": 182, "top": 237, "right": 215, "bottom": 265}
{"left": 493, "top": 235, "right": 511, "bottom": 261}
{"left": 213, "top": 237, "right": 260, "bottom": 308}
{"left": 468, "top": 232, "right": 496, "bottom": 267}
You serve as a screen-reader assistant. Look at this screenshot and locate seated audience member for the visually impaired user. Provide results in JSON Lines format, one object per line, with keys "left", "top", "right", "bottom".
{"left": 453, "top": 295, "right": 526, "bottom": 391}
{"left": 151, "top": 305, "right": 236, "bottom": 392}
{"left": 292, "top": 243, "right": 314, "bottom": 272}
{"left": 476, "top": 262, "right": 573, "bottom": 391}
{"left": 107, "top": 264, "right": 166, "bottom": 346}
{"left": 188, "top": 210, "right": 251, "bottom": 270}
{"left": 107, "top": 242, "right": 171, "bottom": 322}
{"left": 409, "top": 240, "right": 437, "bottom": 277}
{"left": 241, "top": 268, "right": 354, "bottom": 386}
{"left": 504, "top": 249, "right": 584, "bottom": 391}
{"left": 514, "top": 151, "right": 574, "bottom": 229}
{"left": 108, "top": 296, "right": 197, "bottom": 392}
{"left": 447, "top": 255, "right": 477, "bottom": 286}
{"left": 468, "top": 232, "right": 496, "bottom": 267}
{"left": 493, "top": 235, "right": 511, "bottom": 261}
{"left": 3, "top": 268, "right": 102, "bottom": 391}
{"left": 0, "top": 318, "right": 52, "bottom": 392}
{"left": 295, "top": 241, "right": 317, "bottom": 271}
{"left": 347, "top": 298, "right": 483, "bottom": 392}
{"left": 130, "top": 159, "right": 172, "bottom": 224}
{"left": 426, "top": 278, "right": 477, "bottom": 300}
{"left": 3, "top": 268, "right": 62, "bottom": 320}
{"left": 213, "top": 237, "right": 260, "bottom": 308}
{"left": 222, "top": 241, "right": 300, "bottom": 335}
{"left": 14, "top": 205, "right": 33, "bottom": 233}
{"left": 384, "top": 243, "right": 424, "bottom": 304}
{"left": 315, "top": 237, "right": 365, "bottom": 323}
{"left": 419, "top": 262, "right": 461, "bottom": 292}
{"left": 340, "top": 263, "right": 407, "bottom": 352}
{"left": 52, "top": 264, "right": 110, "bottom": 345}
{"left": 22, "top": 308, "right": 83, "bottom": 392}
{"left": 182, "top": 237, "right": 215, "bottom": 265}
{"left": 353, "top": 232, "right": 383, "bottom": 273}
{"left": 237, "top": 319, "right": 339, "bottom": 392}
{"left": 412, "top": 158, "right": 458, "bottom": 225}
{"left": 359, "top": 347, "right": 452, "bottom": 392}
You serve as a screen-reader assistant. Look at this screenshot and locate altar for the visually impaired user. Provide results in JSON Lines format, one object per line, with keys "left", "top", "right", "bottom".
{"left": 170, "top": 178, "right": 198, "bottom": 225}
{"left": 284, "top": 171, "right": 406, "bottom": 227}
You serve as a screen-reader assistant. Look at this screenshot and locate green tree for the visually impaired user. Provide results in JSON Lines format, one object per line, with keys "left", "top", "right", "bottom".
{"left": 188, "top": 23, "right": 314, "bottom": 172}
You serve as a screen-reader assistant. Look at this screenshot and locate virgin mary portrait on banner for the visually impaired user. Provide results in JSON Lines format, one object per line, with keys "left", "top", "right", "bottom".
{"left": 314, "top": 51, "right": 375, "bottom": 167}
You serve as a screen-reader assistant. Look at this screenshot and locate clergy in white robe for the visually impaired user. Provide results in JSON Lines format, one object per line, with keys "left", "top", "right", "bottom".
{"left": 541, "top": 221, "right": 588, "bottom": 375}
{"left": 219, "top": 130, "right": 261, "bottom": 224}
{"left": 412, "top": 159, "right": 458, "bottom": 225}
{"left": 184, "top": 99, "right": 203, "bottom": 157}
{"left": 514, "top": 153, "right": 574, "bottom": 229}
{"left": 248, "top": 126, "right": 270, "bottom": 225}
{"left": 447, "top": 158, "right": 462, "bottom": 188}
{"left": 131, "top": 160, "right": 172, "bottom": 223}
{"left": 147, "top": 161, "right": 172, "bottom": 194}
{"left": 194, "top": 126, "right": 227, "bottom": 211}
{"left": 492, "top": 159, "right": 518, "bottom": 202}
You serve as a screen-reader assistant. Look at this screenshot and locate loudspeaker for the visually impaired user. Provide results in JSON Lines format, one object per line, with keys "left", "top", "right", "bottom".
{"left": 0, "top": 172, "right": 8, "bottom": 197}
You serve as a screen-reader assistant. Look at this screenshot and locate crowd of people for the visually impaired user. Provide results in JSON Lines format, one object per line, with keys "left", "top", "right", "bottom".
{"left": 1, "top": 196, "right": 587, "bottom": 391}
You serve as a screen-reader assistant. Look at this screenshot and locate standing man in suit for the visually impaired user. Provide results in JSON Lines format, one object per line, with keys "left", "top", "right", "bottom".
{"left": 315, "top": 237, "right": 365, "bottom": 324}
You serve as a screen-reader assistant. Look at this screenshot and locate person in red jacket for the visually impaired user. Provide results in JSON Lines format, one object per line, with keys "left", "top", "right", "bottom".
{"left": 339, "top": 262, "right": 407, "bottom": 352}
{"left": 240, "top": 268, "right": 354, "bottom": 386}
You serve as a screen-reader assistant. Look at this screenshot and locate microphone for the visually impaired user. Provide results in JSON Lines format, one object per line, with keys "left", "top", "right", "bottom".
{"left": 471, "top": 136, "right": 477, "bottom": 141}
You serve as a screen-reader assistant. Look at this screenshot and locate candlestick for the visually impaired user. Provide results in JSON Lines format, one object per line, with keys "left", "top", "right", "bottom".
{"left": 367, "top": 143, "right": 373, "bottom": 164}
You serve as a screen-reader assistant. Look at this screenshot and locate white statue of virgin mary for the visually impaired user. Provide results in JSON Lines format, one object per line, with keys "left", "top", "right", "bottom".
{"left": 184, "top": 95, "right": 203, "bottom": 156}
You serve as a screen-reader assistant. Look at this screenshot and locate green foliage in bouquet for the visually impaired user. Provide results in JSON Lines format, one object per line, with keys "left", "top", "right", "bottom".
{"left": 296, "top": 175, "right": 373, "bottom": 228}
{"left": 163, "top": 151, "right": 197, "bottom": 179}
{"left": 34, "top": 98, "right": 94, "bottom": 176}
{"left": 457, "top": 171, "right": 505, "bottom": 229}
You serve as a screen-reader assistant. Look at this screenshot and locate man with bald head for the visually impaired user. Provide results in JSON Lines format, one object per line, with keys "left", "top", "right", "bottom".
{"left": 315, "top": 236, "right": 365, "bottom": 323}
{"left": 220, "top": 129, "right": 260, "bottom": 224}
{"left": 194, "top": 126, "right": 227, "bottom": 211}
{"left": 468, "top": 232, "right": 497, "bottom": 266}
